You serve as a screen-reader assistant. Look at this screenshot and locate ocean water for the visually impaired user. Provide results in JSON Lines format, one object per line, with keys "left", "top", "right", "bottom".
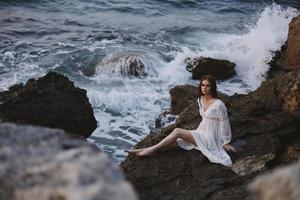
{"left": 0, "top": 0, "right": 299, "bottom": 162}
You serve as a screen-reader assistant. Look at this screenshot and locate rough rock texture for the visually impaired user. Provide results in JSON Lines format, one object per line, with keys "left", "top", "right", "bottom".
{"left": 287, "top": 16, "right": 300, "bottom": 70}
{"left": 186, "top": 57, "right": 236, "bottom": 80}
{"left": 169, "top": 85, "right": 199, "bottom": 115}
{"left": 122, "top": 147, "right": 251, "bottom": 200}
{"left": 0, "top": 123, "right": 137, "bottom": 200}
{"left": 249, "top": 161, "right": 300, "bottom": 200}
{"left": 267, "top": 42, "right": 287, "bottom": 78}
{"left": 120, "top": 14, "right": 300, "bottom": 200}
{"left": 254, "top": 69, "right": 300, "bottom": 118}
{"left": 0, "top": 72, "right": 97, "bottom": 138}
{"left": 121, "top": 69, "right": 300, "bottom": 199}
{"left": 270, "top": 16, "right": 300, "bottom": 71}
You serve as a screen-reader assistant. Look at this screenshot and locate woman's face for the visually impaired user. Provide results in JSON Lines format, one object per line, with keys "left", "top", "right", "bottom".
{"left": 201, "top": 79, "right": 212, "bottom": 95}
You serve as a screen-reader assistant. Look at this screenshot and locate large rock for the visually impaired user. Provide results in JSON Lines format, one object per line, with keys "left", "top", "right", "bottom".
{"left": 0, "top": 72, "right": 97, "bottom": 138}
{"left": 267, "top": 42, "right": 287, "bottom": 78}
{"left": 186, "top": 57, "right": 236, "bottom": 80}
{"left": 269, "top": 15, "right": 300, "bottom": 71}
{"left": 120, "top": 16, "right": 300, "bottom": 200}
{"left": 121, "top": 77, "right": 298, "bottom": 199}
{"left": 287, "top": 16, "right": 300, "bottom": 70}
{"left": 169, "top": 85, "right": 198, "bottom": 115}
{"left": 249, "top": 161, "right": 300, "bottom": 200}
{"left": 254, "top": 69, "right": 300, "bottom": 118}
{"left": 95, "top": 53, "right": 148, "bottom": 77}
{"left": 0, "top": 123, "right": 137, "bottom": 200}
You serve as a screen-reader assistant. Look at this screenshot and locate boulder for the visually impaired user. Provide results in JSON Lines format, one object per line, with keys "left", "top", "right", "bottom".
{"left": 254, "top": 69, "right": 300, "bottom": 118}
{"left": 120, "top": 15, "right": 300, "bottom": 200}
{"left": 269, "top": 15, "right": 300, "bottom": 71}
{"left": 0, "top": 72, "right": 97, "bottom": 138}
{"left": 0, "top": 123, "right": 137, "bottom": 200}
{"left": 185, "top": 57, "right": 236, "bottom": 80}
{"left": 96, "top": 53, "right": 148, "bottom": 77}
{"left": 121, "top": 79, "right": 297, "bottom": 199}
{"left": 249, "top": 161, "right": 300, "bottom": 200}
{"left": 169, "top": 85, "right": 198, "bottom": 115}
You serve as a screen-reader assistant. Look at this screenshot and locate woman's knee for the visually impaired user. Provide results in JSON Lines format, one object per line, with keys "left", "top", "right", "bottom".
{"left": 172, "top": 128, "right": 183, "bottom": 137}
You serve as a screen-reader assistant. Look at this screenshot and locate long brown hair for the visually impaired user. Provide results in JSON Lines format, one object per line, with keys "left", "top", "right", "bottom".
{"left": 198, "top": 75, "right": 218, "bottom": 98}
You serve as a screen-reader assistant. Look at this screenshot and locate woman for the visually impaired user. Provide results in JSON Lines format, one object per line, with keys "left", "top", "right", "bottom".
{"left": 126, "top": 75, "right": 236, "bottom": 167}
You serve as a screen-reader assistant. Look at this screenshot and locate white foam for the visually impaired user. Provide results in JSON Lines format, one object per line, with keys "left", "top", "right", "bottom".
{"left": 4, "top": 51, "right": 15, "bottom": 60}
{"left": 157, "top": 47, "right": 197, "bottom": 85}
{"left": 1, "top": 3, "right": 298, "bottom": 162}
{"left": 162, "top": 3, "right": 298, "bottom": 93}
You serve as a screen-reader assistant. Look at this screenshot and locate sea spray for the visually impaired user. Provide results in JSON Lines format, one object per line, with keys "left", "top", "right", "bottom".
{"left": 164, "top": 3, "right": 299, "bottom": 94}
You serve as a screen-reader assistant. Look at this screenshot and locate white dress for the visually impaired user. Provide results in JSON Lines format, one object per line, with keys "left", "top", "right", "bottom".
{"left": 176, "top": 97, "right": 233, "bottom": 167}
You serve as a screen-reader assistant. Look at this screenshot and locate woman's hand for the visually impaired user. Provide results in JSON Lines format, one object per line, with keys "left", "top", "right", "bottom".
{"left": 223, "top": 144, "right": 237, "bottom": 153}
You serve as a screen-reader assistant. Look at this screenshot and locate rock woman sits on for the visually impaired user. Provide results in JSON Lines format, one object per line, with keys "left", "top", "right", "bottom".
{"left": 126, "top": 75, "right": 236, "bottom": 167}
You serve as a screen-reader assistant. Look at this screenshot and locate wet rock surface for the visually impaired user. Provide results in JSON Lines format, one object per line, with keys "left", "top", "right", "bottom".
{"left": 121, "top": 77, "right": 298, "bottom": 199}
{"left": 287, "top": 16, "right": 300, "bottom": 70}
{"left": 0, "top": 123, "right": 137, "bottom": 200}
{"left": 186, "top": 57, "right": 236, "bottom": 80}
{"left": 121, "top": 54, "right": 300, "bottom": 199}
{"left": 169, "top": 85, "right": 198, "bottom": 115}
{"left": 0, "top": 72, "right": 97, "bottom": 138}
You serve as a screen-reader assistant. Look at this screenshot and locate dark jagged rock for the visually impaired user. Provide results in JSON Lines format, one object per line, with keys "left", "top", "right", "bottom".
{"left": 120, "top": 14, "right": 300, "bottom": 200}
{"left": 169, "top": 85, "right": 198, "bottom": 115}
{"left": 287, "top": 16, "right": 300, "bottom": 70}
{"left": 122, "top": 147, "right": 251, "bottom": 200}
{"left": 267, "top": 41, "right": 287, "bottom": 78}
{"left": 186, "top": 57, "right": 236, "bottom": 80}
{"left": 254, "top": 69, "right": 300, "bottom": 118}
{"left": 0, "top": 72, "right": 97, "bottom": 138}
{"left": 121, "top": 69, "right": 299, "bottom": 200}
{"left": 268, "top": 16, "right": 300, "bottom": 72}
{"left": 0, "top": 123, "right": 137, "bottom": 200}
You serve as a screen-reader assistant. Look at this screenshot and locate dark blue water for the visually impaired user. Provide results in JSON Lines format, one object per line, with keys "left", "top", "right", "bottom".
{"left": 0, "top": 0, "right": 299, "bottom": 162}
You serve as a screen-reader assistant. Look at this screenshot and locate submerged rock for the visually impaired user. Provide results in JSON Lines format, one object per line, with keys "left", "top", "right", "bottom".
{"left": 95, "top": 53, "right": 148, "bottom": 77}
{"left": 185, "top": 57, "right": 236, "bottom": 80}
{"left": 0, "top": 123, "right": 137, "bottom": 200}
{"left": 0, "top": 72, "right": 97, "bottom": 138}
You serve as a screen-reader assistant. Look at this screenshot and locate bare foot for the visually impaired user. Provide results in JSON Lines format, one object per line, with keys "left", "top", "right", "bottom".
{"left": 125, "top": 148, "right": 146, "bottom": 155}
{"left": 136, "top": 147, "right": 156, "bottom": 157}
{"left": 224, "top": 144, "right": 237, "bottom": 153}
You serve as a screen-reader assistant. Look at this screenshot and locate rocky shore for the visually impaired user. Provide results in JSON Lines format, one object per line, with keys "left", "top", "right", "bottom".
{"left": 0, "top": 13, "right": 299, "bottom": 200}
{"left": 0, "top": 72, "right": 137, "bottom": 199}
{"left": 0, "top": 123, "right": 137, "bottom": 200}
{"left": 120, "top": 15, "right": 300, "bottom": 200}
{"left": 0, "top": 72, "right": 97, "bottom": 138}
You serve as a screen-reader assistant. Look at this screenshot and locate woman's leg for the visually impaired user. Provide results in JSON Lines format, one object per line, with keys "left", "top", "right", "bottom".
{"left": 126, "top": 142, "right": 177, "bottom": 155}
{"left": 137, "top": 128, "right": 196, "bottom": 157}
{"left": 126, "top": 148, "right": 146, "bottom": 155}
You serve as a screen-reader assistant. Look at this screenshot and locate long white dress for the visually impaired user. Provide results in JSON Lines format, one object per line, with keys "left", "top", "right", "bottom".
{"left": 176, "top": 97, "right": 233, "bottom": 167}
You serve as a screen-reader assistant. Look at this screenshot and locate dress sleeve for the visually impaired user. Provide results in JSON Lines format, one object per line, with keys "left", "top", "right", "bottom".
{"left": 217, "top": 102, "right": 232, "bottom": 146}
